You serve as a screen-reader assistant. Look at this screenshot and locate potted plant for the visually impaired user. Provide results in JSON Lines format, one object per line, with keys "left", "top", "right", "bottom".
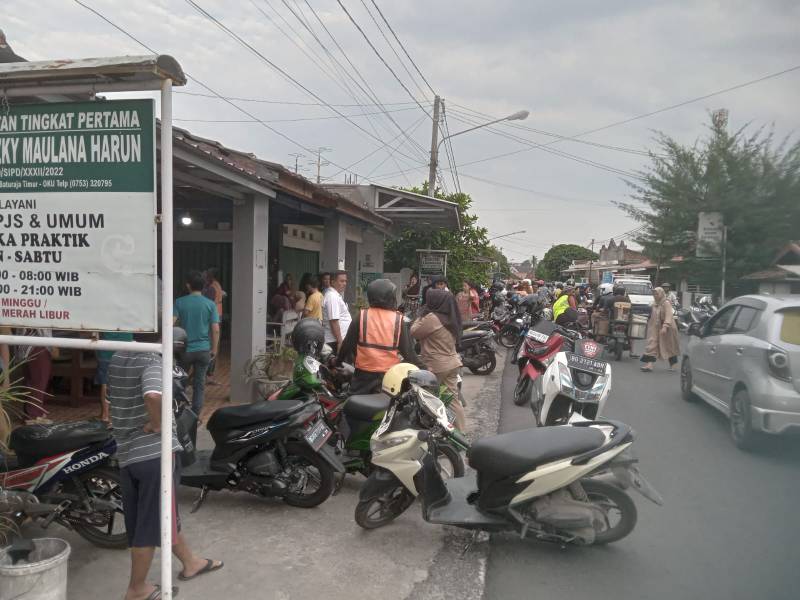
{"left": 244, "top": 344, "right": 298, "bottom": 398}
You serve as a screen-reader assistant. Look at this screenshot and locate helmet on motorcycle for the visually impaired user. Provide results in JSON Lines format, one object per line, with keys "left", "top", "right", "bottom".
{"left": 291, "top": 318, "right": 325, "bottom": 356}
{"left": 173, "top": 327, "right": 187, "bottom": 358}
{"left": 599, "top": 283, "right": 614, "bottom": 295}
{"left": 407, "top": 369, "right": 440, "bottom": 395}
{"left": 367, "top": 278, "right": 397, "bottom": 309}
{"left": 381, "top": 363, "right": 419, "bottom": 396}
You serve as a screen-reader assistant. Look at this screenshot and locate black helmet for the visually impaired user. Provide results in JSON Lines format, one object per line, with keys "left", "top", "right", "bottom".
{"left": 613, "top": 285, "right": 626, "bottom": 296}
{"left": 291, "top": 318, "right": 325, "bottom": 356}
{"left": 173, "top": 327, "right": 187, "bottom": 356}
{"left": 367, "top": 278, "right": 397, "bottom": 309}
{"left": 407, "top": 369, "right": 440, "bottom": 394}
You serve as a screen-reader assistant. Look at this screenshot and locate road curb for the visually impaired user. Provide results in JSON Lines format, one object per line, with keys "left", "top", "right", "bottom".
{"left": 405, "top": 350, "right": 507, "bottom": 600}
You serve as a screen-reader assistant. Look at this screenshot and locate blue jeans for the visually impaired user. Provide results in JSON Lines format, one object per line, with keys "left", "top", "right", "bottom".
{"left": 181, "top": 350, "right": 212, "bottom": 415}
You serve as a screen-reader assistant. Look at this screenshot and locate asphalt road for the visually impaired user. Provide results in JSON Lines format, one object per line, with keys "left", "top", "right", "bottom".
{"left": 485, "top": 346, "right": 800, "bottom": 600}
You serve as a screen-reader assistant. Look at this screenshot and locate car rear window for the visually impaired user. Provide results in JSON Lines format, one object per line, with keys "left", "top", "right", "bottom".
{"left": 779, "top": 309, "right": 800, "bottom": 345}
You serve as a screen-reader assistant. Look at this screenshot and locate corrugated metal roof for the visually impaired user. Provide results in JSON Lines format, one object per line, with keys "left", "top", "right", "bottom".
{"left": 0, "top": 55, "right": 186, "bottom": 86}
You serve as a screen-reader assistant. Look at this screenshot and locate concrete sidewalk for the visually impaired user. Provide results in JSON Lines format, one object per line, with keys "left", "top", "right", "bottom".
{"left": 45, "top": 367, "right": 503, "bottom": 600}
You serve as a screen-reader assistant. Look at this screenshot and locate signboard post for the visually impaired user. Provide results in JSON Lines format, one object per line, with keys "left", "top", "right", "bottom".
{"left": 697, "top": 211, "right": 726, "bottom": 304}
{"left": 0, "top": 55, "right": 185, "bottom": 600}
{"left": 0, "top": 99, "right": 157, "bottom": 330}
{"left": 417, "top": 249, "right": 449, "bottom": 283}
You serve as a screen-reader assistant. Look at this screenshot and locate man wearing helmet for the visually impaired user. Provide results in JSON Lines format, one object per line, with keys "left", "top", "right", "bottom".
{"left": 598, "top": 284, "right": 638, "bottom": 358}
{"left": 336, "top": 279, "right": 421, "bottom": 394}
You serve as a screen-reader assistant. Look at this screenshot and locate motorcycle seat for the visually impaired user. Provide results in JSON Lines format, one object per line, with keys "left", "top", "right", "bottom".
{"left": 207, "top": 400, "right": 304, "bottom": 432}
{"left": 461, "top": 330, "right": 489, "bottom": 342}
{"left": 468, "top": 426, "right": 605, "bottom": 480}
{"left": 462, "top": 321, "right": 490, "bottom": 330}
{"left": 344, "top": 393, "right": 390, "bottom": 422}
{"left": 10, "top": 421, "right": 110, "bottom": 463}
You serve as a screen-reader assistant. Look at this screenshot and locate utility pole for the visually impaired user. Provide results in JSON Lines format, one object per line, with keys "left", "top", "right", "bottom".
{"left": 288, "top": 153, "right": 304, "bottom": 174}
{"left": 720, "top": 225, "right": 728, "bottom": 304}
{"left": 588, "top": 238, "right": 595, "bottom": 285}
{"left": 427, "top": 95, "right": 441, "bottom": 197}
{"left": 311, "top": 147, "right": 332, "bottom": 184}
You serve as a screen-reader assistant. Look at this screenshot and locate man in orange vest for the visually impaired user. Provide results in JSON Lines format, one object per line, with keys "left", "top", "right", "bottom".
{"left": 336, "top": 278, "right": 421, "bottom": 394}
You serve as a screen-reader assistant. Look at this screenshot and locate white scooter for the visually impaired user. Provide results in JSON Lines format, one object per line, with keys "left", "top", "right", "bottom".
{"left": 354, "top": 370, "right": 662, "bottom": 546}
{"left": 535, "top": 334, "right": 613, "bottom": 427}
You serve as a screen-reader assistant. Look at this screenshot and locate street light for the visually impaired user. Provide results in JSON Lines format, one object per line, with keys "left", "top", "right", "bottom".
{"left": 428, "top": 101, "right": 530, "bottom": 196}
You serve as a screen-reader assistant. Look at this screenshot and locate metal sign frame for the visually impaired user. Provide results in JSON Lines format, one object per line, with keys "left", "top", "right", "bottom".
{"left": 0, "top": 56, "right": 183, "bottom": 600}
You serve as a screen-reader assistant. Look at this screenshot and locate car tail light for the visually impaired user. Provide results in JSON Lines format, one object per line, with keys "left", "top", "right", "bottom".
{"left": 767, "top": 347, "right": 792, "bottom": 382}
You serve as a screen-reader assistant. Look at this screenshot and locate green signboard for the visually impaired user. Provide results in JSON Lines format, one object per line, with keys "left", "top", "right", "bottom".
{"left": 0, "top": 99, "right": 157, "bottom": 331}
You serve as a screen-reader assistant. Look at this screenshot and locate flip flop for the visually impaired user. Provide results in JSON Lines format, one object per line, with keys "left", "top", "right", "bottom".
{"left": 144, "top": 585, "right": 179, "bottom": 600}
{"left": 178, "top": 559, "right": 224, "bottom": 581}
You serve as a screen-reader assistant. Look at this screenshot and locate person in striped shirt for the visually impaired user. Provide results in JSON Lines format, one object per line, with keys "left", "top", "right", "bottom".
{"left": 109, "top": 346, "right": 223, "bottom": 599}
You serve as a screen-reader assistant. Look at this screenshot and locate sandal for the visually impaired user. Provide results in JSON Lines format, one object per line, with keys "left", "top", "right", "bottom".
{"left": 178, "top": 558, "right": 224, "bottom": 581}
{"left": 143, "top": 585, "right": 179, "bottom": 600}
{"left": 640, "top": 366, "right": 653, "bottom": 372}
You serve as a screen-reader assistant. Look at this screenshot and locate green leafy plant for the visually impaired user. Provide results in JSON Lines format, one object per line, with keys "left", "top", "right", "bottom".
{"left": 244, "top": 346, "right": 298, "bottom": 396}
{"left": 1, "top": 362, "right": 37, "bottom": 452}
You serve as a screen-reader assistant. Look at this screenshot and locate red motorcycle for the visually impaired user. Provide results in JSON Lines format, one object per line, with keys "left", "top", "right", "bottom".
{"left": 512, "top": 320, "right": 578, "bottom": 406}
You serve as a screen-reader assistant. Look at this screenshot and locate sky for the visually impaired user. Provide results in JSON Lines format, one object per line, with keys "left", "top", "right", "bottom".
{"left": 5, "top": 0, "right": 799, "bottom": 263}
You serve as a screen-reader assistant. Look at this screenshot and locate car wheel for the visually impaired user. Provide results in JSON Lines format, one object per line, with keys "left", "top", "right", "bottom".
{"left": 680, "top": 357, "right": 697, "bottom": 403}
{"left": 730, "top": 388, "right": 758, "bottom": 451}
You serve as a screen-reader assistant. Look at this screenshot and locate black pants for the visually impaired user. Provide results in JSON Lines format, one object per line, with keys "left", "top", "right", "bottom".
{"left": 641, "top": 354, "right": 678, "bottom": 366}
{"left": 120, "top": 455, "right": 181, "bottom": 548}
{"left": 350, "top": 369, "right": 383, "bottom": 395}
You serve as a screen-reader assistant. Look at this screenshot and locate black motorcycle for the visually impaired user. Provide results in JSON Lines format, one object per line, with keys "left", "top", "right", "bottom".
{"left": 459, "top": 329, "right": 497, "bottom": 375}
{"left": 180, "top": 390, "right": 345, "bottom": 511}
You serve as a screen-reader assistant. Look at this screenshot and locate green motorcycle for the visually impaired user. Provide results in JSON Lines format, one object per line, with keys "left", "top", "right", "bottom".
{"left": 266, "top": 352, "right": 466, "bottom": 479}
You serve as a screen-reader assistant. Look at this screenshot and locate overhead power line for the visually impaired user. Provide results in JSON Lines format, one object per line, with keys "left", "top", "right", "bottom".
{"left": 369, "top": 0, "right": 437, "bottom": 97}
{"left": 335, "top": 0, "right": 431, "bottom": 118}
{"left": 174, "top": 89, "right": 425, "bottom": 107}
{"left": 172, "top": 104, "right": 419, "bottom": 123}
{"left": 436, "top": 64, "right": 800, "bottom": 171}
{"left": 72, "top": 0, "right": 386, "bottom": 186}
{"left": 183, "top": 0, "right": 425, "bottom": 165}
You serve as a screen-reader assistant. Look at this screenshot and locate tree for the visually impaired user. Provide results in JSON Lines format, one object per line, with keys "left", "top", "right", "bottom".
{"left": 537, "top": 244, "right": 598, "bottom": 281}
{"left": 618, "top": 115, "right": 800, "bottom": 294}
{"left": 384, "top": 183, "right": 509, "bottom": 289}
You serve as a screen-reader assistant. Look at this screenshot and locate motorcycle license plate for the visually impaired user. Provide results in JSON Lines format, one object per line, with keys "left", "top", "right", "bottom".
{"left": 566, "top": 352, "right": 607, "bottom": 375}
{"left": 527, "top": 330, "right": 549, "bottom": 343}
{"left": 304, "top": 419, "right": 332, "bottom": 451}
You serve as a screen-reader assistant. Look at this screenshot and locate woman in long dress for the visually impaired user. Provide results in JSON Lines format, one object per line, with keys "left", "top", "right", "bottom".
{"left": 640, "top": 287, "right": 681, "bottom": 372}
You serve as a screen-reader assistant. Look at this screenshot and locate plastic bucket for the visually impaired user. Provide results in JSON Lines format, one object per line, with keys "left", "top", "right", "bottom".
{"left": 0, "top": 537, "right": 71, "bottom": 600}
{"left": 629, "top": 315, "right": 648, "bottom": 340}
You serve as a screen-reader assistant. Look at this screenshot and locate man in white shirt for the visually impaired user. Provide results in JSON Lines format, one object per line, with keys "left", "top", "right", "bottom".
{"left": 322, "top": 270, "right": 352, "bottom": 353}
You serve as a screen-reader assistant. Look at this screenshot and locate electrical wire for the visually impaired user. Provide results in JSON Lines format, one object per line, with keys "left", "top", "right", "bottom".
{"left": 440, "top": 100, "right": 461, "bottom": 193}
{"left": 369, "top": 0, "right": 437, "bottom": 98}
{"left": 335, "top": 0, "right": 431, "bottom": 118}
{"left": 72, "top": 0, "right": 384, "bottom": 186}
{"left": 439, "top": 65, "right": 800, "bottom": 171}
{"left": 357, "top": 0, "right": 430, "bottom": 102}
{"left": 174, "top": 90, "right": 424, "bottom": 107}
{"left": 172, "top": 104, "right": 419, "bottom": 123}
{"left": 183, "top": 0, "right": 425, "bottom": 165}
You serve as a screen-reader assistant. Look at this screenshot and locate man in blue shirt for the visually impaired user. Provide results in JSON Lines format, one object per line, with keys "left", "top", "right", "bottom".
{"left": 173, "top": 270, "right": 220, "bottom": 416}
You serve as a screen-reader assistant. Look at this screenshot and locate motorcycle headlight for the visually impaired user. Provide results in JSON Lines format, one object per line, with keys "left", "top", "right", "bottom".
{"left": 371, "top": 435, "right": 414, "bottom": 453}
{"left": 575, "top": 371, "right": 594, "bottom": 387}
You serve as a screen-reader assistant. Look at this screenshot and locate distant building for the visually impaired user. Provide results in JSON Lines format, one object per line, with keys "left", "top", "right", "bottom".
{"left": 742, "top": 241, "right": 800, "bottom": 295}
{"left": 562, "top": 239, "right": 646, "bottom": 284}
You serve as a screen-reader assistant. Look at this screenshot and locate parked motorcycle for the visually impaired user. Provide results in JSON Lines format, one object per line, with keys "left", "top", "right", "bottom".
{"left": 512, "top": 320, "right": 572, "bottom": 407}
{"left": 180, "top": 383, "right": 345, "bottom": 511}
{"left": 459, "top": 329, "right": 497, "bottom": 375}
{"left": 354, "top": 374, "right": 662, "bottom": 545}
{"left": 267, "top": 354, "right": 466, "bottom": 478}
{"left": 0, "top": 420, "right": 126, "bottom": 548}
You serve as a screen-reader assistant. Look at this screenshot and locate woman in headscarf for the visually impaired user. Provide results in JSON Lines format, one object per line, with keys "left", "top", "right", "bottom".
{"left": 641, "top": 287, "right": 681, "bottom": 372}
{"left": 411, "top": 289, "right": 466, "bottom": 431}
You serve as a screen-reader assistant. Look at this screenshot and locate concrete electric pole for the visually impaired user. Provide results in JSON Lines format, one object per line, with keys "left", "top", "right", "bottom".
{"left": 427, "top": 95, "right": 441, "bottom": 197}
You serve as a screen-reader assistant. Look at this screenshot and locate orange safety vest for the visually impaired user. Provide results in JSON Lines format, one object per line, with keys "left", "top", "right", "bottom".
{"left": 356, "top": 308, "right": 402, "bottom": 373}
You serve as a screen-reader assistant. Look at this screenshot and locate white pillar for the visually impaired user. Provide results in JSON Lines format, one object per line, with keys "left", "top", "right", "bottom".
{"left": 321, "top": 215, "right": 346, "bottom": 272}
{"left": 231, "top": 195, "right": 269, "bottom": 402}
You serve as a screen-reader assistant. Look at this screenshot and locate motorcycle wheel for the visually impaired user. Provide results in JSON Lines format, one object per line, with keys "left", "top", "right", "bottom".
{"left": 437, "top": 443, "right": 465, "bottom": 478}
{"left": 355, "top": 486, "right": 416, "bottom": 529}
{"left": 63, "top": 466, "right": 128, "bottom": 549}
{"left": 579, "top": 479, "right": 637, "bottom": 545}
{"left": 468, "top": 352, "right": 496, "bottom": 375}
{"left": 513, "top": 376, "right": 532, "bottom": 406}
{"left": 282, "top": 442, "right": 335, "bottom": 508}
{"left": 498, "top": 326, "right": 518, "bottom": 348}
